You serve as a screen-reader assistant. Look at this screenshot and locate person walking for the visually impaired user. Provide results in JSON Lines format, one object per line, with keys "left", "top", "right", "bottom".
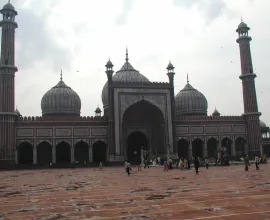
{"left": 194, "top": 157, "right": 199, "bottom": 175}
{"left": 255, "top": 156, "right": 260, "bottom": 170}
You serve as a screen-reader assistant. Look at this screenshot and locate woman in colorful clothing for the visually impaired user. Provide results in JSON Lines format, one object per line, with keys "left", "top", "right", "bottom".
{"left": 183, "top": 159, "right": 187, "bottom": 169}
{"left": 164, "top": 160, "right": 169, "bottom": 171}
{"left": 178, "top": 158, "right": 183, "bottom": 170}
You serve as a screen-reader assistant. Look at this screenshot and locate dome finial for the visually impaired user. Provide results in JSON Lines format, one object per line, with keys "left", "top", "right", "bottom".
{"left": 60, "top": 69, "right": 63, "bottom": 81}
{"left": 187, "top": 73, "right": 189, "bottom": 84}
{"left": 125, "top": 46, "right": 129, "bottom": 62}
{"left": 8, "top": 0, "right": 10, "bottom": 3}
{"left": 241, "top": 16, "right": 243, "bottom": 22}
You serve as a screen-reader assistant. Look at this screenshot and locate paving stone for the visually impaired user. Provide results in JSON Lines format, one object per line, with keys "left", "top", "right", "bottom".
{"left": 0, "top": 164, "right": 270, "bottom": 219}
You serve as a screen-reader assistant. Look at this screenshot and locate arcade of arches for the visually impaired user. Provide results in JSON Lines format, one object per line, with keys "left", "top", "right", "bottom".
{"left": 16, "top": 140, "right": 107, "bottom": 165}
{"left": 177, "top": 137, "right": 247, "bottom": 159}
{"left": 122, "top": 100, "right": 165, "bottom": 163}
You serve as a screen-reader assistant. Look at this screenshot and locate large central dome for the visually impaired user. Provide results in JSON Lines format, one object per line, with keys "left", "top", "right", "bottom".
{"left": 41, "top": 74, "right": 81, "bottom": 116}
{"left": 101, "top": 51, "right": 150, "bottom": 108}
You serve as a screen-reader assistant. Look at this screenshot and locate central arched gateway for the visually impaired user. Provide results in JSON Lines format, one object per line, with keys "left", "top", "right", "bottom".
{"left": 122, "top": 100, "right": 165, "bottom": 160}
{"left": 127, "top": 131, "right": 148, "bottom": 164}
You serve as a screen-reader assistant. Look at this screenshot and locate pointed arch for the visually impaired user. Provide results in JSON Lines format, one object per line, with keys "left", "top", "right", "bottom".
{"left": 92, "top": 140, "right": 107, "bottom": 163}
{"left": 177, "top": 138, "right": 189, "bottom": 159}
{"left": 221, "top": 137, "right": 232, "bottom": 156}
{"left": 37, "top": 141, "right": 52, "bottom": 164}
{"left": 56, "top": 141, "right": 71, "bottom": 163}
{"left": 192, "top": 138, "right": 203, "bottom": 158}
{"left": 207, "top": 138, "right": 218, "bottom": 158}
{"left": 121, "top": 98, "right": 165, "bottom": 122}
{"left": 235, "top": 137, "right": 245, "bottom": 157}
{"left": 18, "top": 141, "right": 33, "bottom": 164}
{"left": 74, "top": 140, "right": 89, "bottom": 163}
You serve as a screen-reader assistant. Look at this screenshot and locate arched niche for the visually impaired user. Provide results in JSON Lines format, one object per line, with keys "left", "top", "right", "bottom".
{"left": 126, "top": 131, "right": 148, "bottom": 164}
{"left": 74, "top": 140, "right": 89, "bottom": 163}
{"left": 123, "top": 99, "right": 165, "bottom": 155}
{"left": 37, "top": 141, "right": 52, "bottom": 164}
{"left": 207, "top": 138, "right": 218, "bottom": 158}
{"left": 235, "top": 137, "right": 245, "bottom": 157}
{"left": 92, "top": 140, "right": 107, "bottom": 164}
{"left": 56, "top": 141, "right": 71, "bottom": 163}
{"left": 263, "top": 144, "right": 270, "bottom": 157}
{"left": 221, "top": 137, "right": 232, "bottom": 156}
{"left": 177, "top": 138, "right": 189, "bottom": 159}
{"left": 18, "top": 142, "right": 33, "bottom": 164}
{"left": 192, "top": 138, "right": 203, "bottom": 158}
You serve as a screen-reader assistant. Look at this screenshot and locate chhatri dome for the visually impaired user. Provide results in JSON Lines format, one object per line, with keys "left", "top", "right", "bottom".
{"left": 41, "top": 71, "right": 81, "bottom": 116}
{"left": 175, "top": 74, "right": 208, "bottom": 116}
{"left": 101, "top": 49, "right": 150, "bottom": 108}
{"left": 3, "top": 1, "right": 15, "bottom": 10}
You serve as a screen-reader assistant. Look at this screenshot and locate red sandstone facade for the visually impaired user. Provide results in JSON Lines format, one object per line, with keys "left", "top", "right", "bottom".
{"left": 0, "top": 2, "right": 269, "bottom": 167}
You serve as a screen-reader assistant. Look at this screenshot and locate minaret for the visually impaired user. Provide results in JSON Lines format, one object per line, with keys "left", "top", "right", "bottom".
{"left": 0, "top": 1, "right": 18, "bottom": 165}
{"left": 236, "top": 19, "right": 261, "bottom": 157}
{"left": 166, "top": 61, "right": 176, "bottom": 153}
{"left": 105, "top": 58, "right": 115, "bottom": 157}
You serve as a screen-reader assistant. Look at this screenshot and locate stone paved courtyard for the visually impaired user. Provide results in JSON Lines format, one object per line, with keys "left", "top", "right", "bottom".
{"left": 0, "top": 164, "right": 270, "bottom": 220}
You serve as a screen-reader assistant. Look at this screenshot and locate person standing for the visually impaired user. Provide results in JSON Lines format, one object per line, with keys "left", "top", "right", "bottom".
{"left": 244, "top": 155, "right": 249, "bottom": 171}
{"left": 164, "top": 160, "right": 169, "bottom": 171}
{"left": 205, "top": 157, "right": 209, "bottom": 169}
{"left": 255, "top": 156, "right": 260, "bottom": 170}
{"left": 126, "top": 162, "right": 131, "bottom": 175}
{"left": 187, "top": 158, "right": 191, "bottom": 170}
{"left": 194, "top": 157, "right": 199, "bottom": 175}
{"left": 99, "top": 161, "right": 103, "bottom": 171}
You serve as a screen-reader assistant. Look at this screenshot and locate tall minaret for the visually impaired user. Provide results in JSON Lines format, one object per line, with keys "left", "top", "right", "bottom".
{"left": 236, "top": 19, "right": 261, "bottom": 157}
{"left": 0, "top": 1, "right": 18, "bottom": 165}
{"left": 166, "top": 61, "right": 176, "bottom": 153}
{"left": 105, "top": 58, "right": 115, "bottom": 157}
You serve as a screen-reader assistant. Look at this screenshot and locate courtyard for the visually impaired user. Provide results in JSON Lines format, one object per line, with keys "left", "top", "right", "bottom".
{"left": 0, "top": 164, "right": 270, "bottom": 220}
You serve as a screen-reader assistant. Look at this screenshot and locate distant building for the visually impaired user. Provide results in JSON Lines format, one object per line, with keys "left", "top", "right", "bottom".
{"left": 0, "top": 2, "right": 269, "bottom": 166}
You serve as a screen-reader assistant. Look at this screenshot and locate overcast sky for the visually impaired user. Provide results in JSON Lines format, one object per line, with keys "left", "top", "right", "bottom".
{"left": 2, "top": 0, "right": 269, "bottom": 125}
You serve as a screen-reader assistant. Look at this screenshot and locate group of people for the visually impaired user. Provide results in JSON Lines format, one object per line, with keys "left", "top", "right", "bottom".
{"left": 243, "top": 155, "right": 261, "bottom": 171}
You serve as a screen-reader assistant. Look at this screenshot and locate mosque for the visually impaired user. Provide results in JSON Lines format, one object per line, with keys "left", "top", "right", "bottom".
{"left": 0, "top": 2, "right": 269, "bottom": 167}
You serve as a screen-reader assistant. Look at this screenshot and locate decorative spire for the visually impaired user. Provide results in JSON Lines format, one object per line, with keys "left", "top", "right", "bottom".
{"left": 8, "top": 0, "right": 10, "bottom": 3}
{"left": 241, "top": 16, "right": 243, "bottom": 22}
{"left": 187, "top": 73, "right": 189, "bottom": 84}
{"left": 60, "top": 69, "right": 63, "bottom": 81}
{"left": 125, "top": 47, "right": 129, "bottom": 62}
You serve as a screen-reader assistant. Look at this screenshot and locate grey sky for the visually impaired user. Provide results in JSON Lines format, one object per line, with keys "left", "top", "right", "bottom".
{"left": 1, "top": 0, "right": 269, "bottom": 126}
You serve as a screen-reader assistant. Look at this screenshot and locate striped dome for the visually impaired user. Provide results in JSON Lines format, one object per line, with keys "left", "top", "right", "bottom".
{"left": 41, "top": 79, "right": 81, "bottom": 116}
{"left": 175, "top": 82, "right": 208, "bottom": 116}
